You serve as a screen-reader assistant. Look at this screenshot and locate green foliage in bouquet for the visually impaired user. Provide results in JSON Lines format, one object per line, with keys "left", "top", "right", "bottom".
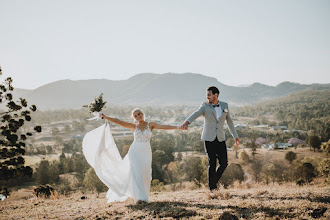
{"left": 83, "top": 93, "right": 106, "bottom": 113}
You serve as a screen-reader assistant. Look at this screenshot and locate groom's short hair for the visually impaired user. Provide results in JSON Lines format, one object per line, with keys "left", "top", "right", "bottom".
{"left": 207, "top": 86, "right": 219, "bottom": 95}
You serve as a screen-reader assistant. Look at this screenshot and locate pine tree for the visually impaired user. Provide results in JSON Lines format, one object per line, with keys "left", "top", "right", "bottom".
{"left": 0, "top": 67, "right": 42, "bottom": 183}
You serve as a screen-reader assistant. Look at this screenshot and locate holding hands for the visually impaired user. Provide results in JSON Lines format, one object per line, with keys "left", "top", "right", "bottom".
{"left": 179, "top": 120, "right": 239, "bottom": 146}
{"left": 235, "top": 138, "right": 240, "bottom": 146}
{"left": 180, "top": 121, "right": 189, "bottom": 130}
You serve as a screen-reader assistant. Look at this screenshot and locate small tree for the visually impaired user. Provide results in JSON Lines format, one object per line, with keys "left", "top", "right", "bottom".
{"left": 51, "top": 127, "right": 60, "bottom": 137}
{"left": 266, "top": 161, "right": 287, "bottom": 184}
{"left": 249, "top": 160, "right": 263, "bottom": 182}
{"left": 182, "top": 156, "right": 203, "bottom": 186}
{"left": 46, "top": 145, "right": 53, "bottom": 154}
{"left": 285, "top": 151, "right": 297, "bottom": 164}
{"left": 83, "top": 167, "right": 107, "bottom": 193}
{"left": 71, "top": 153, "right": 90, "bottom": 175}
{"left": 176, "top": 152, "right": 183, "bottom": 161}
{"left": 309, "top": 135, "right": 321, "bottom": 152}
{"left": 220, "top": 163, "right": 245, "bottom": 188}
{"left": 150, "top": 179, "right": 165, "bottom": 192}
{"left": 72, "top": 120, "right": 85, "bottom": 132}
{"left": 0, "top": 67, "right": 42, "bottom": 184}
{"left": 317, "top": 158, "right": 330, "bottom": 183}
{"left": 295, "top": 162, "right": 316, "bottom": 183}
{"left": 62, "top": 142, "right": 73, "bottom": 153}
{"left": 34, "top": 160, "right": 59, "bottom": 185}
{"left": 239, "top": 151, "right": 249, "bottom": 163}
{"left": 163, "top": 161, "right": 181, "bottom": 184}
{"left": 63, "top": 124, "right": 71, "bottom": 134}
{"left": 320, "top": 139, "right": 330, "bottom": 155}
{"left": 246, "top": 138, "right": 257, "bottom": 159}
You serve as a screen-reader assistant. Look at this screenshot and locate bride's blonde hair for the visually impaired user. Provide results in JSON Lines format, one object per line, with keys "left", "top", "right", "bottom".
{"left": 131, "top": 108, "right": 145, "bottom": 122}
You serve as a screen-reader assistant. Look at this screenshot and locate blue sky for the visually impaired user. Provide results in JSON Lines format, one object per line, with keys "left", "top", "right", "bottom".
{"left": 0, "top": 0, "right": 329, "bottom": 89}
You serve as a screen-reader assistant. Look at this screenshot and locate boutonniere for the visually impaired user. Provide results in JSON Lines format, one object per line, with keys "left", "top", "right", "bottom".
{"left": 223, "top": 109, "right": 228, "bottom": 113}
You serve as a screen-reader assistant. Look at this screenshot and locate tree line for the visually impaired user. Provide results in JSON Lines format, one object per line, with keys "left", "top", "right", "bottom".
{"left": 234, "top": 87, "right": 330, "bottom": 141}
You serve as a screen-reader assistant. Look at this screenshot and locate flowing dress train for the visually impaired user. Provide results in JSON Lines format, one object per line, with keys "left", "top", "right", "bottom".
{"left": 82, "top": 121, "right": 152, "bottom": 202}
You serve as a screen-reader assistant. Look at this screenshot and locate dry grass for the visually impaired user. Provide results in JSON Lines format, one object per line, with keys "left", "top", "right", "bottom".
{"left": 1, "top": 184, "right": 329, "bottom": 219}
{"left": 24, "top": 154, "right": 61, "bottom": 167}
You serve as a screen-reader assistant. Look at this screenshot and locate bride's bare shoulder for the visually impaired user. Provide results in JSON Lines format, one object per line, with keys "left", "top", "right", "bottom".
{"left": 148, "top": 121, "right": 158, "bottom": 128}
{"left": 148, "top": 121, "right": 156, "bottom": 126}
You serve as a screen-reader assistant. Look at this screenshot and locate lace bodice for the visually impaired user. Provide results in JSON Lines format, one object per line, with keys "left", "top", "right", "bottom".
{"left": 133, "top": 122, "right": 152, "bottom": 143}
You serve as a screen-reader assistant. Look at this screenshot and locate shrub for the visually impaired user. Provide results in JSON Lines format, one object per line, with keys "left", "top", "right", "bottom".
{"left": 220, "top": 163, "right": 245, "bottom": 188}
{"left": 150, "top": 179, "right": 165, "bottom": 192}
{"left": 308, "top": 135, "right": 321, "bottom": 152}
{"left": 295, "top": 163, "right": 316, "bottom": 183}
{"left": 162, "top": 161, "right": 180, "bottom": 184}
{"left": 34, "top": 185, "right": 55, "bottom": 198}
{"left": 285, "top": 151, "right": 297, "bottom": 164}
{"left": 83, "top": 168, "right": 107, "bottom": 193}
{"left": 321, "top": 139, "right": 330, "bottom": 155}
{"left": 239, "top": 151, "right": 249, "bottom": 163}
{"left": 57, "top": 178, "right": 73, "bottom": 195}
{"left": 249, "top": 160, "right": 263, "bottom": 182}
{"left": 317, "top": 158, "right": 330, "bottom": 183}
{"left": 34, "top": 160, "right": 60, "bottom": 185}
{"left": 296, "top": 179, "right": 305, "bottom": 186}
{"left": 264, "top": 161, "right": 287, "bottom": 184}
{"left": 182, "top": 156, "right": 204, "bottom": 187}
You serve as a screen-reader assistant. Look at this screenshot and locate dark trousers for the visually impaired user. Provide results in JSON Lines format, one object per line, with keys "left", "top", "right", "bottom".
{"left": 204, "top": 138, "right": 228, "bottom": 191}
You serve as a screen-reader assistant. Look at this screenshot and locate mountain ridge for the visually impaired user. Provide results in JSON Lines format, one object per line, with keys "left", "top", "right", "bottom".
{"left": 10, "top": 73, "right": 329, "bottom": 109}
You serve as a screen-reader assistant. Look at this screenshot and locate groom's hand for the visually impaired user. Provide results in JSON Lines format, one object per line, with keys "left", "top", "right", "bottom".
{"left": 235, "top": 138, "right": 240, "bottom": 146}
{"left": 180, "top": 121, "right": 189, "bottom": 130}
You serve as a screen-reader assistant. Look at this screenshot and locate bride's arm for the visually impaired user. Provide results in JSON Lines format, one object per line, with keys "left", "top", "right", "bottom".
{"left": 149, "top": 122, "right": 181, "bottom": 131}
{"left": 101, "top": 113, "right": 135, "bottom": 130}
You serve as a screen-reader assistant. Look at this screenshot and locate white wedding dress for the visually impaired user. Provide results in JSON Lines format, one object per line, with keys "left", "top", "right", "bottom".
{"left": 82, "top": 121, "right": 152, "bottom": 203}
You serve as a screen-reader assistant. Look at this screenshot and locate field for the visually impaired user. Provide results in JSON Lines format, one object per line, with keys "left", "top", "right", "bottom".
{"left": 1, "top": 183, "right": 329, "bottom": 219}
{"left": 24, "top": 146, "right": 326, "bottom": 168}
{"left": 2, "top": 102, "right": 329, "bottom": 219}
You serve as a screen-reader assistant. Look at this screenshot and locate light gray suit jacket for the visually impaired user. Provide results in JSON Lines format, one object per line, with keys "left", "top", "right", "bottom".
{"left": 186, "top": 101, "right": 238, "bottom": 142}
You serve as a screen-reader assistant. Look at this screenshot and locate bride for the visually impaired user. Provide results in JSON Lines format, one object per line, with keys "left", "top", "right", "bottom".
{"left": 82, "top": 108, "right": 181, "bottom": 204}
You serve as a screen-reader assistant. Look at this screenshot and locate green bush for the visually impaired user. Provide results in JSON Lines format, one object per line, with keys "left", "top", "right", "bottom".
{"left": 239, "top": 151, "right": 249, "bottom": 163}
{"left": 150, "top": 179, "right": 165, "bottom": 192}
{"left": 220, "top": 163, "right": 245, "bottom": 188}
{"left": 83, "top": 168, "right": 107, "bottom": 193}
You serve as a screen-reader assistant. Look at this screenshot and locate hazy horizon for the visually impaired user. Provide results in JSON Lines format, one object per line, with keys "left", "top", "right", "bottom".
{"left": 1, "top": 0, "right": 329, "bottom": 89}
{"left": 9, "top": 72, "right": 330, "bottom": 91}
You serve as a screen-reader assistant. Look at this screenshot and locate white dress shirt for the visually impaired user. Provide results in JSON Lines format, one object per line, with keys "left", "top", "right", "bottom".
{"left": 214, "top": 103, "right": 222, "bottom": 121}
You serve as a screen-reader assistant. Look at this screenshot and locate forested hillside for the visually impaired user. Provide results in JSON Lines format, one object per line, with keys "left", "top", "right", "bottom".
{"left": 235, "top": 87, "right": 330, "bottom": 141}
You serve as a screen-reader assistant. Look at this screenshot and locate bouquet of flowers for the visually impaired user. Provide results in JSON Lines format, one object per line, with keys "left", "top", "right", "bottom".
{"left": 83, "top": 93, "right": 106, "bottom": 120}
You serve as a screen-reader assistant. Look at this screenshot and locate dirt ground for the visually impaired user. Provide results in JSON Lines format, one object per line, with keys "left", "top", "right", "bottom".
{"left": 1, "top": 184, "right": 329, "bottom": 219}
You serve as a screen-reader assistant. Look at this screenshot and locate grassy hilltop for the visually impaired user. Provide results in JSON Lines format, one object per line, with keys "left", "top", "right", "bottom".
{"left": 1, "top": 183, "right": 329, "bottom": 219}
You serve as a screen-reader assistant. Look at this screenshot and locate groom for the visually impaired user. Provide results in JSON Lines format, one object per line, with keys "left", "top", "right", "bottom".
{"left": 181, "top": 86, "right": 239, "bottom": 193}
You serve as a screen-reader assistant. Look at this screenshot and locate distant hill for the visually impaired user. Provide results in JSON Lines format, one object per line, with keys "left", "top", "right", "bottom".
{"left": 11, "top": 73, "right": 330, "bottom": 109}
{"left": 235, "top": 86, "right": 330, "bottom": 140}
